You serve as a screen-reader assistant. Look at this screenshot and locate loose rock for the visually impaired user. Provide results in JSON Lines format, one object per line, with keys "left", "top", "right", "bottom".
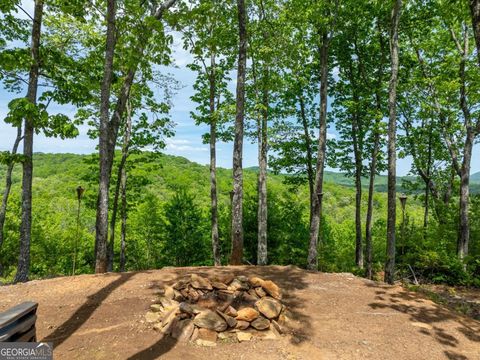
{"left": 237, "top": 331, "right": 253, "bottom": 342}
{"left": 249, "top": 276, "right": 264, "bottom": 287}
{"left": 229, "top": 279, "right": 249, "bottom": 291}
{"left": 224, "top": 305, "right": 238, "bottom": 317}
{"left": 196, "top": 328, "right": 217, "bottom": 347}
{"left": 193, "top": 310, "right": 227, "bottom": 331}
{"left": 216, "top": 310, "right": 237, "bottom": 328}
{"left": 251, "top": 316, "right": 270, "bottom": 330}
{"left": 191, "top": 274, "right": 213, "bottom": 290}
{"left": 255, "top": 287, "right": 267, "bottom": 298}
{"left": 212, "top": 281, "right": 228, "bottom": 290}
{"left": 256, "top": 297, "right": 282, "bottom": 319}
{"left": 164, "top": 285, "right": 175, "bottom": 300}
{"left": 150, "top": 304, "right": 163, "bottom": 313}
{"left": 235, "top": 320, "right": 250, "bottom": 330}
{"left": 236, "top": 307, "right": 259, "bottom": 322}
{"left": 261, "top": 280, "right": 282, "bottom": 300}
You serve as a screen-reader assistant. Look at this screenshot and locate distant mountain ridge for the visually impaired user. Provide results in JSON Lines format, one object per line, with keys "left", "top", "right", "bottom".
{"left": 472, "top": 171, "right": 480, "bottom": 183}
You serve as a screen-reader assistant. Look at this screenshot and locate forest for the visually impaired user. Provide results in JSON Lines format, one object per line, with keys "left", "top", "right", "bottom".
{"left": 1, "top": 0, "right": 480, "bottom": 289}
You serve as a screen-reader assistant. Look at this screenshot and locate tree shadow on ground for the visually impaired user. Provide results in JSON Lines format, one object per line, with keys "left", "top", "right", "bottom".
{"left": 365, "top": 282, "right": 480, "bottom": 359}
{"left": 126, "top": 334, "right": 177, "bottom": 360}
{"left": 128, "top": 265, "right": 312, "bottom": 359}
{"left": 42, "top": 272, "right": 137, "bottom": 347}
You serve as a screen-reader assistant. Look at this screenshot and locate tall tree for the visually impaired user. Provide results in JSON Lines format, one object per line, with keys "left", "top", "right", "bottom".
{"left": 14, "top": 0, "right": 44, "bottom": 283}
{"left": 385, "top": 0, "right": 402, "bottom": 285}
{"left": 181, "top": 0, "right": 236, "bottom": 266}
{"left": 307, "top": 0, "right": 338, "bottom": 271}
{"left": 269, "top": 6, "right": 319, "bottom": 224}
{"left": 247, "top": 0, "right": 280, "bottom": 265}
{"left": 365, "top": 17, "right": 389, "bottom": 279}
{"left": 230, "top": 0, "right": 248, "bottom": 265}
{"left": 331, "top": 1, "right": 389, "bottom": 271}
{"left": 96, "top": 0, "right": 117, "bottom": 273}
{"left": 95, "top": 0, "right": 177, "bottom": 273}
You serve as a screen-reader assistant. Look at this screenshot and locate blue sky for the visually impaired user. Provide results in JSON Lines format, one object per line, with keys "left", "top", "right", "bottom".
{"left": 0, "top": 4, "right": 478, "bottom": 176}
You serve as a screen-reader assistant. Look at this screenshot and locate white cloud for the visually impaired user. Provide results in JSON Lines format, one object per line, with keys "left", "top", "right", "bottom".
{"left": 165, "top": 138, "right": 207, "bottom": 152}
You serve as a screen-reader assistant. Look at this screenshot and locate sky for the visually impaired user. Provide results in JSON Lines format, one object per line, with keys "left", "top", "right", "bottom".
{"left": 0, "top": 3, "right": 479, "bottom": 176}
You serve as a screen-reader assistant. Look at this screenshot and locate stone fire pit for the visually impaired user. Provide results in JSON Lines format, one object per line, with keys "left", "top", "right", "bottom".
{"left": 145, "top": 273, "right": 290, "bottom": 346}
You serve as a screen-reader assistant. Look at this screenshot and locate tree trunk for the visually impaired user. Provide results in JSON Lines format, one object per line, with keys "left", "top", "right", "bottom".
{"left": 0, "top": 126, "right": 22, "bottom": 259}
{"left": 95, "top": 0, "right": 176, "bottom": 273}
{"left": 95, "top": 0, "right": 117, "bottom": 274}
{"left": 107, "top": 100, "right": 132, "bottom": 271}
{"left": 14, "top": 0, "right": 43, "bottom": 283}
{"left": 365, "top": 25, "right": 386, "bottom": 280}
{"left": 308, "top": 32, "right": 329, "bottom": 271}
{"left": 456, "top": 27, "right": 476, "bottom": 261}
{"left": 209, "top": 55, "right": 221, "bottom": 266}
{"left": 352, "top": 113, "right": 363, "bottom": 269}
{"left": 230, "top": 0, "right": 247, "bottom": 265}
{"left": 299, "top": 95, "right": 315, "bottom": 221}
{"left": 458, "top": 131, "right": 473, "bottom": 259}
{"left": 365, "top": 132, "right": 379, "bottom": 279}
{"left": 385, "top": 0, "right": 402, "bottom": 285}
{"left": 257, "top": 78, "right": 268, "bottom": 266}
{"left": 470, "top": 0, "right": 480, "bottom": 67}
{"left": 119, "top": 154, "right": 127, "bottom": 272}
{"left": 423, "top": 126, "right": 433, "bottom": 240}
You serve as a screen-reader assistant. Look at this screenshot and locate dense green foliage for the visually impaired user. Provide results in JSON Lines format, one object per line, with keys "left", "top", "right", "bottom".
{"left": 0, "top": 153, "right": 479, "bottom": 285}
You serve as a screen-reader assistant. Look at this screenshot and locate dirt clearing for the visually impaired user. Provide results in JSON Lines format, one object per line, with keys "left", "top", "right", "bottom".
{"left": 0, "top": 266, "right": 479, "bottom": 359}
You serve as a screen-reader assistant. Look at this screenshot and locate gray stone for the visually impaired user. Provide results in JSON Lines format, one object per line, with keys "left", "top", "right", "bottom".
{"left": 235, "top": 320, "right": 250, "bottom": 330}
{"left": 193, "top": 310, "right": 227, "bottom": 332}
{"left": 212, "top": 281, "right": 228, "bottom": 290}
{"left": 229, "top": 279, "right": 249, "bottom": 291}
{"left": 255, "top": 297, "right": 282, "bottom": 319}
{"left": 191, "top": 274, "right": 213, "bottom": 290}
{"left": 251, "top": 316, "right": 270, "bottom": 330}
{"left": 216, "top": 310, "right": 237, "bottom": 328}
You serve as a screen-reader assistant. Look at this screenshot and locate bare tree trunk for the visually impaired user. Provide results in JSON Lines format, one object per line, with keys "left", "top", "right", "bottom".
{"left": 119, "top": 164, "right": 127, "bottom": 272}
{"left": 107, "top": 100, "right": 132, "bottom": 271}
{"left": 95, "top": 0, "right": 117, "bottom": 274}
{"left": 209, "top": 55, "right": 221, "bottom": 266}
{"left": 257, "top": 79, "right": 268, "bottom": 266}
{"left": 365, "top": 25, "right": 386, "bottom": 280}
{"left": 365, "top": 133, "right": 379, "bottom": 279}
{"left": 299, "top": 95, "right": 315, "bottom": 222}
{"left": 0, "top": 126, "right": 22, "bottom": 257}
{"left": 423, "top": 127, "right": 433, "bottom": 240}
{"left": 352, "top": 113, "right": 363, "bottom": 269}
{"left": 95, "top": 0, "right": 176, "bottom": 273}
{"left": 308, "top": 32, "right": 329, "bottom": 271}
{"left": 14, "top": 0, "right": 43, "bottom": 283}
{"left": 455, "top": 26, "right": 477, "bottom": 260}
{"left": 230, "top": 0, "right": 247, "bottom": 265}
{"left": 458, "top": 132, "right": 473, "bottom": 259}
{"left": 384, "top": 0, "right": 402, "bottom": 285}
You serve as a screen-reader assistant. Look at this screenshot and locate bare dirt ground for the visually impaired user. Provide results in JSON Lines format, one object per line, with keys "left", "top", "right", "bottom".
{"left": 1, "top": 266, "right": 479, "bottom": 360}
